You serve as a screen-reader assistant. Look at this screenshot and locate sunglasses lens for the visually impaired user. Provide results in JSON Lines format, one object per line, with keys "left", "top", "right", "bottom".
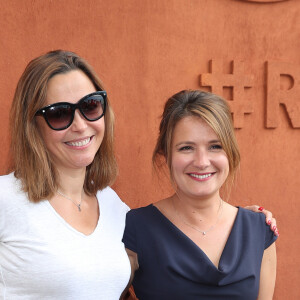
{"left": 80, "top": 95, "right": 105, "bottom": 120}
{"left": 45, "top": 105, "right": 73, "bottom": 129}
{"left": 36, "top": 92, "right": 106, "bottom": 130}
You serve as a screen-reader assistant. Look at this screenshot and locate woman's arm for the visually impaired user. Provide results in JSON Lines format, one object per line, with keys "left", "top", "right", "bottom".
{"left": 126, "top": 248, "right": 139, "bottom": 283}
{"left": 257, "top": 243, "right": 277, "bottom": 300}
{"left": 244, "top": 206, "right": 279, "bottom": 236}
{"left": 120, "top": 249, "right": 139, "bottom": 300}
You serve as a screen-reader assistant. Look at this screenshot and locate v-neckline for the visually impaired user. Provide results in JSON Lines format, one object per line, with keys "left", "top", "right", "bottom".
{"left": 150, "top": 204, "right": 240, "bottom": 271}
{"left": 44, "top": 194, "right": 101, "bottom": 238}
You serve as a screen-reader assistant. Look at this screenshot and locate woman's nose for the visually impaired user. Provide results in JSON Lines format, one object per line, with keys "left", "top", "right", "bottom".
{"left": 70, "top": 109, "right": 88, "bottom": 131}
{"left": 194, "top": 149, "right": 210, "bottom": 169}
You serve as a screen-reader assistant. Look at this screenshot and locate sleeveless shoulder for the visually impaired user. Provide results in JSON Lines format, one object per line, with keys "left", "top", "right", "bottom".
{"left": 122, "top": 205, "right": 155, "bottom": 253}
{"left": 237, "top": 207, "right": 277, "bottom": 249}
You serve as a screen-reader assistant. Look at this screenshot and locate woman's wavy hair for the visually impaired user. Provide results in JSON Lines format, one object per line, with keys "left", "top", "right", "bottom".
{"left": 152, "top": 90, "right": 240, "bottom": 195}
{"left": 9, "top": 50, "right": 117, "bottom": 202}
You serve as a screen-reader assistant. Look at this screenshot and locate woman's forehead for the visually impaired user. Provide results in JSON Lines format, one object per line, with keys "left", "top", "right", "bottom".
{"left": 45, "top": 70, "right": 95, "bottom": 105}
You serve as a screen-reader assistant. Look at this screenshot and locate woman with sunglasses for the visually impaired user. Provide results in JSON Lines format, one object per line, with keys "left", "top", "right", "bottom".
{"left": 0, "top": 51, "right": 276, "bottom": 299}
{"left": 123, "top": 90, "right": 277, "bottom": 300}
{"left": 0, "top": 50, "right": 131, "bottom": 299}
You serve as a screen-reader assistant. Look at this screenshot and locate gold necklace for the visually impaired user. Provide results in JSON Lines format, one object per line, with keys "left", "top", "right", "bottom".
{"left": 173, "top": 196, "right": 223, "bottom": 236}
{"left": 57, "top": 190, "right": 83, "bottom": 212}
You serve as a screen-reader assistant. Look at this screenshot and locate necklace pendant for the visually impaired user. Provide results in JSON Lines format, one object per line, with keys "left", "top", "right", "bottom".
{"left": 78, "top": 204, "right": 81, "bottom": 212}
{"left": 202, "top": 232, "right": 206, "bottom": 235}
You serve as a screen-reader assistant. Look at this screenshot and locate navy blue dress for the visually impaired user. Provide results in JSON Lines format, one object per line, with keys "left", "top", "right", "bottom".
{"left": 122, "top": 205, "right": 277, "bottom": 300}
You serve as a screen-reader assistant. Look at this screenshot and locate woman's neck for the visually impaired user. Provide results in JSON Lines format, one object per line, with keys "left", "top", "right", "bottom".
{"left": 172, "top": 191, "right": 222, "bottom": 224}
{"left": 56, "top": 166, "right": 86, "bottom": 196}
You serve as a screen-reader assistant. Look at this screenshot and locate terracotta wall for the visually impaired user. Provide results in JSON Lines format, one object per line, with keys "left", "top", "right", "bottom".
{"left": 0, "top": 0, "right": 299, "bottom": 298}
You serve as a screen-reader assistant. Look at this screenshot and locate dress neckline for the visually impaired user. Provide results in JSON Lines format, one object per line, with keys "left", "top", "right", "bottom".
{"left": 44, "top": 193, "right": 101, "bottom": 238}
{"left": 149, "top": 204, "right": 240, "bottom": 271}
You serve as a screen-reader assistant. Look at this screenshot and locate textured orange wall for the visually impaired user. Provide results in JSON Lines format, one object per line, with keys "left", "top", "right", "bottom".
{"left": 0, "top": 0, "right": 299, "bottom": 298}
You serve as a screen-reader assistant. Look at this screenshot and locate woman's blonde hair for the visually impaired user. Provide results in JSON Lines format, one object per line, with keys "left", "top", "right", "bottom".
{"left": 152, "top": 90, "right": 240, "bottom": 193}
{"left": 9, "top": 50, "right": 117, "bottom": 202}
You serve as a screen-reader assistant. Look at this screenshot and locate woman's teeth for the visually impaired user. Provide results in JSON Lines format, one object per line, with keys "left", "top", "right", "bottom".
{"left": 190, "top": 173, "right": 213, "bottom": 179}
{"left": 66, "top": 137, "right": 90, "bottom": 147}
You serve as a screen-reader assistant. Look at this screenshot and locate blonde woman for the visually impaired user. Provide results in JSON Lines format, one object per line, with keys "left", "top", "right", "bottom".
{"left": 123, "top": 90, "right": 277, "bottom": 300}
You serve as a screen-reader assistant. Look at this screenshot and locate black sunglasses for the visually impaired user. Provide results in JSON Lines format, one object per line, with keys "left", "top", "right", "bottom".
{"left": 35, "top": 91, "right": 107, "bottom": 130}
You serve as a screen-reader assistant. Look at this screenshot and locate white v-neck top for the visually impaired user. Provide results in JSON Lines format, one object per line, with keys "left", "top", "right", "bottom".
{"left": 0, "top": 173, "right": 131, "bottom": 299}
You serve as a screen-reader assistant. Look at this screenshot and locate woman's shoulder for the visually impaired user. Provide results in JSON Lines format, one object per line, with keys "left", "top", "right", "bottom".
{"left": 223, "top": 203, "right": 267, "bottom": 234}
{"left": 127, "top": 204, "right": 156, "bottom": 218}
{"left": 238, "top": 206, "right": 266, "bottom": 222}
{"left": 0, "top": 172, "right": 18, "bottom": 186}
{"left": 97, "top": 186, "right": 125, "bottom": 202}
{"left": 237, "top": 206, "right": 277, "bottom": 248}
{"left": 0, "top": 173, "right": 29, "bottom": 225}
{"left": 97, "top": 186, "right": 130, "bottom": 212}
{"left": 0, "top": 173, "right": 23, "bottom": 199}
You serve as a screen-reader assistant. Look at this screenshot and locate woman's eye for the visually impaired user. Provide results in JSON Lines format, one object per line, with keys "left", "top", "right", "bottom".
{"left": 210, "top": 144, "right": 222, "bottom": 150}
{"left": 178, "top": 146, "right": 193, "bottom": 151}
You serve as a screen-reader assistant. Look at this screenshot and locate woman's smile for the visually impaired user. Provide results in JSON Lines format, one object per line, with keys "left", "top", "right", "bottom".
{"left": 188, "top": 172, "right": 216, "bottom": 181}
{"left": 65, "top": 136, "right": 93, "bottom": 148}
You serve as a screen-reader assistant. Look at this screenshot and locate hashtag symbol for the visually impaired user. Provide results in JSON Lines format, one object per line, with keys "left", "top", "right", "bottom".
{"left": 200, "top": 60, "right": 254, "bottom": 128}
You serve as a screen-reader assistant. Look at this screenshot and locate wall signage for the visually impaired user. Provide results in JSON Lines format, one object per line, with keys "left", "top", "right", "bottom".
{"left": 200, "top": 60, "right": 300, "bottom": 129}
{"left": 239, "top": 0, "right": 288, "bottom": 3}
